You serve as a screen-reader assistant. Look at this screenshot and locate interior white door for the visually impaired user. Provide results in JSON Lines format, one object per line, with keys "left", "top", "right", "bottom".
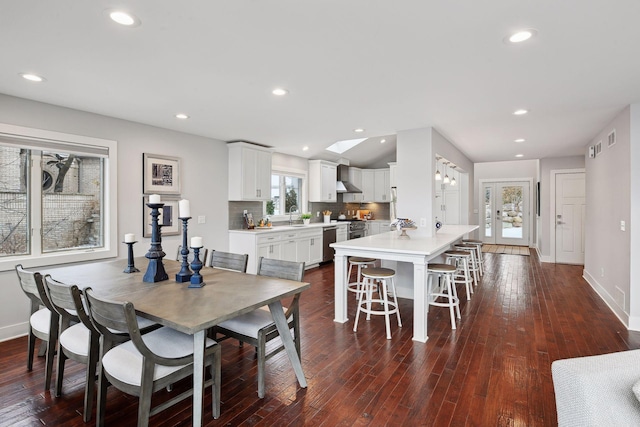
{"left": 482, "top": 181, "right": 530, "bottom": 246}
{"left": 555, "top": 172, "right": 585, "bottom": 264}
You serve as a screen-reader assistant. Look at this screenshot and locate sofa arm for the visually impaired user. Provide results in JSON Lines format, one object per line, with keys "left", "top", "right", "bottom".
{"left": 552, "top": 349, "right": 640, "bottom": 426}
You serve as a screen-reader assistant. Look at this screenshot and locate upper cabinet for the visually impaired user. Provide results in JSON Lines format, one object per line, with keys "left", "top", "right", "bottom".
{"left": 309, "top": 160, "right": 337, "bottom": 202}
{"left": 342, "top": 167, "right": 363, "bottom": 203}
{"left": 388, "top": 162, "right": 397, "bottom": 188}
{"left": 361, "top": 168, "right": 390, "bottom": 203}
{"left": 228, "top": 142, "right": 272, "bottom": 201}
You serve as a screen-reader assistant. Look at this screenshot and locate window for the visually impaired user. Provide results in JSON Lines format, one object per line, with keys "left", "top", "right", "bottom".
{"left": 265, "top": 168, "right": 307, "bottom": 220}
{"left": 0, "top": 123, "right": 117, "bottom": 271}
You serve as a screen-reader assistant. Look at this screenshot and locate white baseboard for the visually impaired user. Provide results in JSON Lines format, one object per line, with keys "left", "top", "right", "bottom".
{"left": 0, "top": 322, "right": 28, "bottom": 343}
{"left": 583, "top": 269, "right": 629, "bottom": 327}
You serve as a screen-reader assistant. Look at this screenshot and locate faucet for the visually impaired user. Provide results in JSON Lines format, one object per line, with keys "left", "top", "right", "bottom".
{"left": 289, "top": 205, "right": 298, "bottom": 225}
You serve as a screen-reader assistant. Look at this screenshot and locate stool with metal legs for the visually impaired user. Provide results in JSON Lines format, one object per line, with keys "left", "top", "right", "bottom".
{"left": 454, "top": 244, "right": 480, "bottom": 284}
{"left": 353, "top": 267, "right": 402, "bottom": 339}
{"left": 444, "top": 250, "right": 474, "bottom": 301}
{"left": 347, "top": 257, "right": 377, "bottom": 299}
{"left": 462, "top": 239, "right": 484, "bottom": 276}
{"left": 427, "top": 264, "right": 460, "bottom": 329}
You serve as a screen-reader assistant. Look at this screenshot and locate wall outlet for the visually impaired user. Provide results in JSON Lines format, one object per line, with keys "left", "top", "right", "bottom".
{"left": 420, "top": 218, "right": 427, "bottom": 227}
{"left": 601, "top": 267, "right": 605, "bottom": 277}
{"left": 317, "top": 211, "right": 320, "bottom": 217}
{"left": 620, "top": 220, "right": 626, "bottom": 231}
{"left": 198, "top": 215, "right": 206, "bottom": 224}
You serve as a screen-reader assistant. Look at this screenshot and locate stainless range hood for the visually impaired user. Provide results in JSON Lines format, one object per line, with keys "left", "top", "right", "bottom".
{"left": 336, "top": 164, "right": 362, "bottom": 193}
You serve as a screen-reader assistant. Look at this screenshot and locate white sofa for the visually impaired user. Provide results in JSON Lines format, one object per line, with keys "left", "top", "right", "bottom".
{"left": 552, "top": 349, "right": 640, "bottom": 426}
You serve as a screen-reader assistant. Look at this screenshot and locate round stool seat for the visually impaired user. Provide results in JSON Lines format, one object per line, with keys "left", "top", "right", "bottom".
{"left": 362, "top": 267, "right": 396, "bottom": 278}
{"left": 427, "top": 263, "right": 456, "bottom": 273}
{"left": 349, "top": 257, "right": 376, "bottom": 264}
{"left": 462, "top": 239, "right": 482, "bottom": 244}
{"left": 444, "top": 250, "right": 471, "bottom": 257}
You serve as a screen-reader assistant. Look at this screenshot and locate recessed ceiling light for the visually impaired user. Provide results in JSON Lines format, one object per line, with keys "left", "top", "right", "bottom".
{"left": 513, "top": 109, "right": 528, "bottom": 115}
{"left": 272, "top": 88, "right": 288, "bottom": 96}
{"left": 302, "top": 146, "right": 309, "bottom": 151}
{"left": 515, "top": 154, "right": 524, "bottom": 158}
{"left": 514, "top": 138, "right": 525, "bottom": 143}
{"left": 507, "top": 29, "right": 538, "bottom": 43}
{"left": 354, "top": 128, "right": 365, "bottom": 133}
{"left": 105, "top": 9, "right": 141, "bottom": 27}
{"left": 20, "top": 73, "right": 46, "bottom": 82}
{"left": 380, "top": 139, "right": 386, "bottom": 143}
{"left": 175, "top": 113, "right": 189, "bottom": 120}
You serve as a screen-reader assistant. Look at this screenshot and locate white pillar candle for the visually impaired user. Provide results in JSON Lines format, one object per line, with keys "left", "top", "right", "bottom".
{"left": 124, "top": 233, "right": 135, "bottom": 243}
{"left": 179, "top": 199, "right": 191, "bottom": 218}
{"left": 148, "top": 194, "right": 161, "bottom": 204}
{"left": 191, "top": 236, "right": 203, "bottom": 248}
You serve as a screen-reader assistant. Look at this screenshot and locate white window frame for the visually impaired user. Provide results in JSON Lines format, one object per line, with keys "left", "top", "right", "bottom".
{"left": 265, "top": 166, "right": 308, "bottom": 221}
{"left": 0, "top": 123, "right": 117, "bottom": 272}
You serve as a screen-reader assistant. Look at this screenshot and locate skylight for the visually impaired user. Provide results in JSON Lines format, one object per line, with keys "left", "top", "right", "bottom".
{"left": 326, "top": 138, "right": 366, "bottom": 154}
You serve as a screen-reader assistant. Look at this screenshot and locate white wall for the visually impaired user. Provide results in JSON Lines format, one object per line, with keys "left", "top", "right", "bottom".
{"left": 0, "top": 94, "right": 229, "bottom": 341}
{"left": 630, "top": 104, "right": 640, "bottom": 329}
{"left": 538, "top": 156, "right": 585, "bottom": 259}
{"left": 583, "top": 105, "right": 630, "bottom": 326}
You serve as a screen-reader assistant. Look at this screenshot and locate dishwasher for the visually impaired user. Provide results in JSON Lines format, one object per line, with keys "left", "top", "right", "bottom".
{"left": 322, "top": 226, "right": 337, "bottom": 263}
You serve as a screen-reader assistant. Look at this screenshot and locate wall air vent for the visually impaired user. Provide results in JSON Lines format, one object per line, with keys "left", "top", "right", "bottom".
{"left": 595, "top": 140, "right": 602, "bottom": 157}
{"left": 607, "top": 129, "right": 616, "bottom": 148}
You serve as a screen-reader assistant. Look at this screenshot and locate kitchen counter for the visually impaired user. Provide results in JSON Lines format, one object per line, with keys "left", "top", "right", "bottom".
{"left": 330, "top": 224, "right": 479, "bottom": 343}
{"left": 229, "top": 222, "right": 348, "bottom": 235}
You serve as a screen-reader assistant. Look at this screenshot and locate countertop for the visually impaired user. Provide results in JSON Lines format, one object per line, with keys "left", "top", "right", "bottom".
{"left": 330, "top": 224, "right": 479, "bottom": 256}
{"left": 229, "top": 222, "right": 349, "bottom": 234}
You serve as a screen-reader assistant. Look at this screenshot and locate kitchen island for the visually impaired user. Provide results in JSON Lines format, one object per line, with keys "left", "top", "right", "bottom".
{"left": 330, "top": 224, "right": 479, "bottom": 342}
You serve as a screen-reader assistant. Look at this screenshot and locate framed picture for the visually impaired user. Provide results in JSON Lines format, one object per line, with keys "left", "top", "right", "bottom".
{"left": 143, "top": 196, "right": 180, "bottom": 237}
{"left": 143, "top": 153, "right": 181, "bottom": 194}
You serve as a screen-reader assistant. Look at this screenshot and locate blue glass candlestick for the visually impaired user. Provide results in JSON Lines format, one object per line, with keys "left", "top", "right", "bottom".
{"left": 143, "top": 202, "right": 169, "bottom": 283}
{"left": 188, "top": 246, "right": 205, "bottom": 288}
{"left": 175, "top": 217, "right": 192, "bottom": 282}
{"left": 123, "top": 241, "right": 140, "bottom": 273}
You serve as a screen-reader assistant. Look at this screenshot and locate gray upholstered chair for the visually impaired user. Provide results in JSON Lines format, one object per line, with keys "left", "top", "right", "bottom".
{"left": 213, "top": 257, "right": 305, "bottom": 397}
{"left": 15, "top": 264, "right": 59, "bottom": 391}
{"left": 207, "top": 250, "right": 249, "bottom": 272}
{"left": 84, "top": 288, "right": 221, "bottom": 426}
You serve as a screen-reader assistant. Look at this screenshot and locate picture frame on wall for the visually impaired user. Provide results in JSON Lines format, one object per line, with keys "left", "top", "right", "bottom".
{"left": 143, "top": 196, "right": 180, "bottom": 237}
{"left": 143, "top": 153, "right": 181, "bottom": 195}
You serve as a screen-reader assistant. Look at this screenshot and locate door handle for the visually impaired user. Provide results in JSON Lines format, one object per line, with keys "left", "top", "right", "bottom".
{"left": 557, "top": 221, "right": 564, "bottom": 225}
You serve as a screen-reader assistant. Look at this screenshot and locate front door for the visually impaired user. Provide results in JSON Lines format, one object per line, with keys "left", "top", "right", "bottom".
{"left": 555, "top": 172, "right": 585, "bottom": 264}
{"left": 482, "top": 181, "right": 530, "bottom": 246}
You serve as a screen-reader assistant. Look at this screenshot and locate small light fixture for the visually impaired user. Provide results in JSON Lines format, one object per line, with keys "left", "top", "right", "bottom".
{"left": 20, "top": 73, "right": 46, "bottom": 82}
{"left": 514, "top": 138, "right": 525, "bottom": 143}
{"left": 435, "top": 157, "right": 442, "bottom": 181}
{"left": 380, "top": 139, "right": 386, "bottom": 143}
{"left": 302, "top": 146, "right": 309, "bottom": 151}
{"left": 450, "top": 166, "right": 457, "bottom": 186}
{"left": 515, "top": 154, "right": 524, "bottom": 158}
{"left": 106, "top": 10, "right": 141, "bottom": 27}
{"left": 507, "top": 29, "right": 538, "bottom": 43}
{"left": 513, "top": 109, "right": 528, "bottom": 115}
{"left": 272, "top": 88, "right": 288, "bottom": 96}
{"left": 175, "top": 113, "right": 189, "bottom": 119}
{"left": 443, "top": 161, "right": 450, "bottom": 184}
{"left": 354, "top": 128, "right": 365, "bottom": 133}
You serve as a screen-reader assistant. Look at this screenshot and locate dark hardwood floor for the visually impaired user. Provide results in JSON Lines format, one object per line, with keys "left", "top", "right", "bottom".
{"left": 2, "top": 250, "right": 639, "bottom": 426}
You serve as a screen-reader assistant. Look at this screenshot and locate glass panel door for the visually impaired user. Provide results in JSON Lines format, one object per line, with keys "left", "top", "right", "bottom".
{"left": 481, "top": 181, "right": 530, "bottom": 246}
{"left": 483, "top": 184, "right": 493, "bottom": 241}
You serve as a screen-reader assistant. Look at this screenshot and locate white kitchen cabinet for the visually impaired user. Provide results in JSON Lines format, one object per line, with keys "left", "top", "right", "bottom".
{"left": 342, "top": 167, "right": 363, "bottom": 203}
{"left": 368, "top": 222, "right": 380, "bottom": 235}
{"left": 309, "top": 160, "right": 337, "bottom": 202}
{"left": 297, "top": 228, "right": 323, "bottom": 265}
{"left": 336, "top": 224, "right": 348, "bottom": 242}
{"left": 228, "top": 142, "right": 272, "bottom": 201}
{"left": 388, "top": 162, "right": 397, "bottom": 188}
{"left": 361, "top": 169, "right": 375, "bottom": 202}
{"left": 374, "top": 169, "right": 390, "bottom": 202}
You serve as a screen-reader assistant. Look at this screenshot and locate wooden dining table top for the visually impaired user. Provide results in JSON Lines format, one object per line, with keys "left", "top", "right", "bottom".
{"left": 43, "top": 257, "right": 310, "bottom": 335}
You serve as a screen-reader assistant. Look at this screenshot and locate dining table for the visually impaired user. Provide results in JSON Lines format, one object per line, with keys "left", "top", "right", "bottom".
{"left": 331, "top": 224, "right": 479, "bottom": 343}
{"left": 44, "top": 257, "right": 310, "bottom": 426}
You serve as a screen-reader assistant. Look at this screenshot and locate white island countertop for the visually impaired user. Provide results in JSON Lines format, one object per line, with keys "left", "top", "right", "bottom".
{"left": 330, "top": 224, "right": 479, "bottom": 343}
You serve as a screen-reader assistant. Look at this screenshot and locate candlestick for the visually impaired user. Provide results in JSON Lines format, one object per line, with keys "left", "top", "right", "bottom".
{"left": 143, "top": 202, "right": 169, "bottom": 282}
{"left": 179, "top": 199, "right": 190, "bottom": 218}
{"left": 124, "top": 233, "right": 135, "bottom": 243}
{"left": 123, "top": 240, "right": 140, "bottom": 273}
{"left": 175, "top": 216, "right": 193, "bottom": 282}
{"left": 149, "top": 194, "right": 161, "bottom": 204}
{"left": 188, "top": 245, "right": 205, "bottom": 288}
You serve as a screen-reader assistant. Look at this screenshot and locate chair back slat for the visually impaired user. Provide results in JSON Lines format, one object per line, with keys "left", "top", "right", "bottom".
{"left": 84, "top": 288, "right": 131, "bottom": 340}
{"left": 15, "top": 264, "right": 54, "bottom": 312}
{"left": 257, "top": 257, "right": 304, "bottom": 282}
{"left": 209, "top": 250, "right": 249, "bottom": 272}
{"left": 44, "top": 275, "right": 77, "bottom": 314}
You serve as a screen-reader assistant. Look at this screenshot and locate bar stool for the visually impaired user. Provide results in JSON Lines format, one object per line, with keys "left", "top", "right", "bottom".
{"left": 462, "top": 239, "right": 484, "bottom": 276}
{"left": 427, "top": 264, "right": 460, "bottom": 329}
{"left": 444, "top": 250, "right": 474, "bottom": 301}
{"left": 454, "top": 244, "right": 480, "bottom": 284}
{"left": 353, "top": 267, "right": 402, "bottom": 339}
{"left": 347, "top": 257, "right": 377, "bottom": 299}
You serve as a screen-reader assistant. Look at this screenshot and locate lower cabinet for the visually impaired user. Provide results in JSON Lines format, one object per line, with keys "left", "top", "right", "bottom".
{"left": 230, "top": 227, "right": 323, "bottom": 274}
{"left": 336, "top": 225, "right": 348, "bottom": 242}
{"left": 366, "top": 221, "right": 391, "bottom": 236}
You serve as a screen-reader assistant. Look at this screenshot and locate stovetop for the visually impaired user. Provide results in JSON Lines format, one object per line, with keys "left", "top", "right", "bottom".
{"left": 336, "top": 218, "right": 362, "bottom": 222}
